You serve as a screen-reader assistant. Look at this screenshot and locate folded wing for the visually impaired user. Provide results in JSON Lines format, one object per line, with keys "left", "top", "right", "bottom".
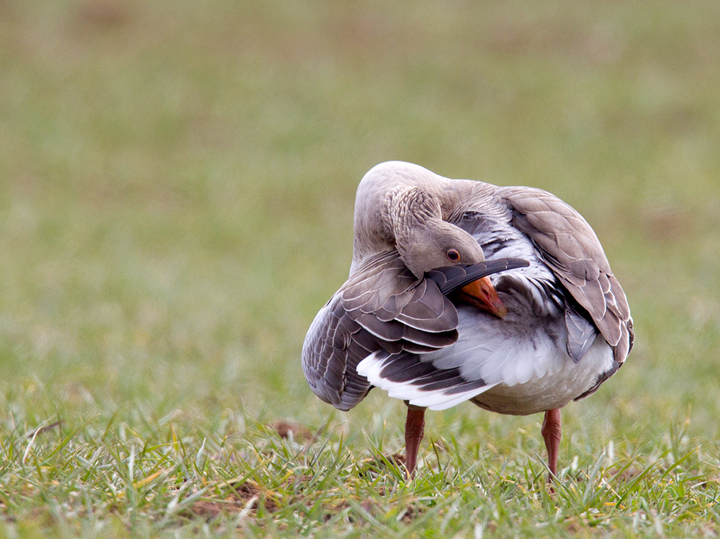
{"left": 497, "top": 186, "right": 634, "bottom": 363}
{"left": 302, "top": 253, "right": 528, "bottom": 410}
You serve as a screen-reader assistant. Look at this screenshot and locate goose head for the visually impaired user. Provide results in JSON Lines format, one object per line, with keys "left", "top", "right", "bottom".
{"left": 351, "top": 161, "right": 508, "bottom": 317}
{"left": 390, "top": 187, "right": 486, "bottom": 277}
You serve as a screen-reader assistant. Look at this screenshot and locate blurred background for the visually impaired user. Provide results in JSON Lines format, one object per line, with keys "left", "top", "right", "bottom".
{"left": 1, "top": 0, "right": 719, "bottom": 447}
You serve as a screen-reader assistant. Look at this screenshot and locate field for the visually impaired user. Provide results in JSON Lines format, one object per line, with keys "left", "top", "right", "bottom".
{"left": 1, "top": 0, "right": 720, "bottom": 537}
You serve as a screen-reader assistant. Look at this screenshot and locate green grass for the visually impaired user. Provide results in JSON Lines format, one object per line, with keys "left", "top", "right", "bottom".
{"left": 1, "top": 0, "right": 720, "bottom": 536}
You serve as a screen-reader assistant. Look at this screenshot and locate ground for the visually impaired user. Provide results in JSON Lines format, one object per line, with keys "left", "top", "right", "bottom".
{"left": 1, "top": 0, "right": 720, "bottom": 537}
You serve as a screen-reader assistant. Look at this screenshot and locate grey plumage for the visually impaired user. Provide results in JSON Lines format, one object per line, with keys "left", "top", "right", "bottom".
{"left": 302, "top": 161, "right": 633, "bottom": 414}
{"left": 498, "top": 186, "right": 634, "bottom": 362}
{"left": 302, "top": 254, "right": 527, "bottom": 411}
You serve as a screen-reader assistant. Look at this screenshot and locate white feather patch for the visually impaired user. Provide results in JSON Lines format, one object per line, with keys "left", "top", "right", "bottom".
{"left": 357, "top": 352, "right": 497, "bottom": 411}
{"left": 423, "top": 305, "right": 568, "bottom": 388}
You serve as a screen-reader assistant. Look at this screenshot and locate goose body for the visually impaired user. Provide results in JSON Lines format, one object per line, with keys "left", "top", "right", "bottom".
{"left": 302, "top": 161, "right": 633, "bottom": 478}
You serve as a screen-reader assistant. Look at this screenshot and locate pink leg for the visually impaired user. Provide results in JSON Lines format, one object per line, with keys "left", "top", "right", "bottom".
{"left": 404, "top": 405, "right": 426, "bottom": 477}
{"left": 541, "top": 408, "right": 562, "bottom": 482}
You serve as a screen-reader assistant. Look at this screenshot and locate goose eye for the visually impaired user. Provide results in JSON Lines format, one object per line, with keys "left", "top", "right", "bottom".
{"left": 446, "top": 249, "right": 460, "bottom": 262}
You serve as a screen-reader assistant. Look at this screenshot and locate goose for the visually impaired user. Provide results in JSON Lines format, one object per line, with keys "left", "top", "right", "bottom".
{"left": 302, "top": 161, "right": 633, "bottom": 481}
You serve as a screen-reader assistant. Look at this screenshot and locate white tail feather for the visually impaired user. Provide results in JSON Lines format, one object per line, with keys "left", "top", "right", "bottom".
{"left": 357, "top": 352, "right": 496, "bottom": 411}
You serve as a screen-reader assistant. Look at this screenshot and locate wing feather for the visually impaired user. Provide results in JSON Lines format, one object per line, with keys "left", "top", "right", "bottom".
{"left": 301, "top": 252, "right": 525, "bottom": 410}
{"left": 498, "top": 186, "right": 634, "bottom": 362}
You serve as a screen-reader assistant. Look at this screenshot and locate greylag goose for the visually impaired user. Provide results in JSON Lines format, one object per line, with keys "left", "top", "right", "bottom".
{"left": 302, "top": 161, "right": 633, "bottom": 480}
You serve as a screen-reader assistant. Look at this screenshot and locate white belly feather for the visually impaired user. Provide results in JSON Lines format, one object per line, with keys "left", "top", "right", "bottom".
{"left": 358, "top": 289, "right": 615, "bottom": 415}
{"left": 470, "top": 337, "right": 613, "bottom": 415}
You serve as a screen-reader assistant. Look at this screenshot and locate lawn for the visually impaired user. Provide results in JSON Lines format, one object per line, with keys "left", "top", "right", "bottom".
{"left": 1, "top": 0, "right": 720, "bottom": 537}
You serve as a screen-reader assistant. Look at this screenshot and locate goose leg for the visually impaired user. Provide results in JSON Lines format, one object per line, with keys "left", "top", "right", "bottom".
{"left": 541, "top": 408, "right": 562, "bottom": 482}
{"left": 404, "top": 404, "right": 426, "bottom": 477}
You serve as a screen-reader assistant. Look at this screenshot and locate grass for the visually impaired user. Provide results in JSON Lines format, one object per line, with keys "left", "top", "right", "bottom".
{"left": 1, "top": 0, "right": 720, "bottom": 536}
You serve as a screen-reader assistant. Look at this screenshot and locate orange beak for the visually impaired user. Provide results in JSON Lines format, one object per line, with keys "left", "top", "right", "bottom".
{"left": 457, "top": 277, "right": 508, "bottom": 318}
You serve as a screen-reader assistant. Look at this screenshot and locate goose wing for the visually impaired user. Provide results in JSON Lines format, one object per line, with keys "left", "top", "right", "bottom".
{"left": 497, "top": 186, "right": 634, "bottom": 362}
{"left": 302, "top": 253, "right": 528, "bottom": 411}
